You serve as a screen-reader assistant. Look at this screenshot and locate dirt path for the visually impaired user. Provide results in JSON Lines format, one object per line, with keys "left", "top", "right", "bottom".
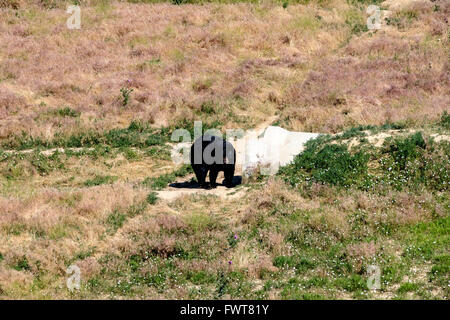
{"left": 156, "top": 177, "right": 248, "bottom": 201}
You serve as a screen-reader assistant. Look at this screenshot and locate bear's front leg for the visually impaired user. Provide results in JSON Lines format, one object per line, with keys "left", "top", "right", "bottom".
{"left": 209, "top": 168, "right": 219, "bottom": 188}
{"left": 193, "top": 165, "right": 209, "bottom": 189}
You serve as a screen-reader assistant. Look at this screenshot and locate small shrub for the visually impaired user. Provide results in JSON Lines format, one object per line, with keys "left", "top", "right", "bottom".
{"left": 53, "top": 107, "right": 80, "bottom": 118}
{"left": 386, "top": 132, "right": 426, "bottom": 171}
{"left": 199, "top": 101, "right": 215, "bottom": 115}
{"left": 439, "top": 111, "right": 450, "bottom": 129}
{"left": 120, "top": 87, "right": 133, "bottom": 107}
{"left": 106, "top": 210, "right": 126, "bottom": 234}
{"left": 174, "top": 164, "right": 193, "bottom": 177}
{"left": 127, "top": 120, "right": 147, "bottom": 132}
{"left": 14, "top": 256, "right": 31, "bottom": 271}
{"left": 345, "top": 8, "right": 368, "bottom": 35}
{"left": 30, "top": 152, "right": 64, "bottom": 176}
{"left": 379, "top": 132, "right": 449, "bottom": 191}
{"left": 127, "top": 254, "right": 143, "bottom": 272}
{"left": 227, "top": 233, "right": 239, "bottom": 248}
{"left": 122, "top": 147, "right": 140, "bottom": 160}
{"left": 146, "top": 192, "right": 158, "bottom": 205}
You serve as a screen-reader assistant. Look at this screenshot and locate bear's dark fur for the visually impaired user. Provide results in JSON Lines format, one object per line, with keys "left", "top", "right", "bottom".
{"left": 190, "top": 135, "right": 236, "bottom": 189}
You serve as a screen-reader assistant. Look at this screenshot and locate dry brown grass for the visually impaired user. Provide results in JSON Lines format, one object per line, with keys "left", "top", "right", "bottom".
{"left": 346, "top": 241, "right": 378, "bottom": 273}
{"left": 1, "top": 1, "right": 447, "bottom": 139}
{"left": 0, "top": 182, "right": 149, "bottom": 297}
{"left": 0, "top": 1, "right": 364, "bottom": 140}
{"left": 285, "top": 34, "right": 449, "bottom": 131}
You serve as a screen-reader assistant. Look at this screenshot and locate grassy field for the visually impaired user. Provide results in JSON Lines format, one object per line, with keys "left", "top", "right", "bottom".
{"left": 0, "top": 0, "right": 448, "bottom": 299}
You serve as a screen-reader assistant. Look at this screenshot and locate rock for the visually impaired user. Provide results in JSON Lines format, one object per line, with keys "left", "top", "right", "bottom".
{"left": 243, "top": 126, "right": 319, "bottom": 178}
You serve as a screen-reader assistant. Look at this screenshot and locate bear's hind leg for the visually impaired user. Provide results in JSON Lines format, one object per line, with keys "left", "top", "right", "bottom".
{"left": 223, "top": 164, "right": 235, "bottom": 188}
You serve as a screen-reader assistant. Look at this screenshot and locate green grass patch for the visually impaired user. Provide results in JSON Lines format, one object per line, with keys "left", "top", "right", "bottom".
{"left": 403, "top": 216, "right": 450, "bottom": 261}
{"left": 334, "top": 275, "right": 367, "bottom": 292}
{"left": 106, "top": 210, "right": 127, "bottom": 234}
{"left": 397, "top": 282, "right": 419, "bottom": 294}
{"left": 83, "top": 175, "right": 117, "bottom": 187}
{"left": 279, "top": 130, "right": 449, "bottom": 192}
{"left": 142, "top": 164, "right": 193, "bottom": 190}
{"left": 273, "top": 255, "right": 316, "bottom": 273}
{"left": 279, "top": 138, "right": 370, "bottom": 189}
{"left": 2, "top": 121, "right": 170, "bottom": 150}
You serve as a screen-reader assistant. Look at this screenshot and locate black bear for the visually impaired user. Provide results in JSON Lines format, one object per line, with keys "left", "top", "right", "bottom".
{"left": 190, "top": 135, "right": 236, "bottom": 189}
